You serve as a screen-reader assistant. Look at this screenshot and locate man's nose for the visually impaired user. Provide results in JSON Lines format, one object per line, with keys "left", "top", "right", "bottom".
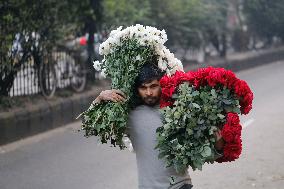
{"left": 146, "top": 88, "right": 153, "bottom": 96}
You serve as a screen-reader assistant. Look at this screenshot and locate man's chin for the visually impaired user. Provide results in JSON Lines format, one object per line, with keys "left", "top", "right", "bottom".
{"left": 144, "top": 100, "right": 159, "bottom": 106}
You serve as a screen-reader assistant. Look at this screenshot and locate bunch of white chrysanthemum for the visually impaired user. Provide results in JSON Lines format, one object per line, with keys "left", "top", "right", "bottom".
{"left": 93, "top": 24, "right": 183, "bottom": 76}
{"left": 81, "top": 25, "right": 183, "bottom": 150}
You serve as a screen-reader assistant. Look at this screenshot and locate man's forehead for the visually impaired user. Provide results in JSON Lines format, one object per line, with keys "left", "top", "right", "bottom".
{"left": 140, "top": 79, "right": 160, "bottom": 86}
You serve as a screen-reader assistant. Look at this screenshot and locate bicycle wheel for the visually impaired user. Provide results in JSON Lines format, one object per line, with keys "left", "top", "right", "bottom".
{"left": 39, "top": 61, "right": 57, "bottom": 98}
{"left": 70, "top": 62, "right": 86, "bottom": 92}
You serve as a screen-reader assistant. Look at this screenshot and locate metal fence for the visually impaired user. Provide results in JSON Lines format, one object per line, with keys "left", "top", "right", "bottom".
{"left": 9, "top": 56, "right": 40, "bottom": 96}
{"left": 7, "top": 49, "right": 87, "bottom": 98}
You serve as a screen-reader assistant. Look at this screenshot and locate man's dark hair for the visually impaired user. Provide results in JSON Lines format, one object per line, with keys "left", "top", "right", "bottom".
{"left": 134, "top": 59, "right": 164, "bottom": 89}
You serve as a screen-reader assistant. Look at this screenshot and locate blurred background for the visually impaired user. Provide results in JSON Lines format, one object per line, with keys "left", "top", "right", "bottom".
{"left": 1, "top": 0, "right": 284, "bottom": 99}
{"left": 0, "top": 0, "right": 284, "bottom": 189}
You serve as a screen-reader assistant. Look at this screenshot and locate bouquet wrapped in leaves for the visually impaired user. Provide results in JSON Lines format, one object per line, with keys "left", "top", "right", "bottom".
{"left": 156, "top": 67, "right": 253, "bottom": 172}
{"left": 79, "top": 25, "right": 183, "bottom": 149}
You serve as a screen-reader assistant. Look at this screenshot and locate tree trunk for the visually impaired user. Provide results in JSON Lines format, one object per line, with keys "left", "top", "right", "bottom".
{"left": 0, "top": 69, "right": 17, "bottom": 96}
{"left": 220, "top": 33, "right": 227, "bottom": 57}
{"left": 0, "top": 51, "right": 28, "bottom": 96}
{"left": 85, "top": 0, "right": 103, "bottom": 81}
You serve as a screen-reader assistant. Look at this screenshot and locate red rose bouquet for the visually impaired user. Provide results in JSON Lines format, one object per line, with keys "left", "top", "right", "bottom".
{"left": 156, "top": 67, "right": 253, "bottom": 172}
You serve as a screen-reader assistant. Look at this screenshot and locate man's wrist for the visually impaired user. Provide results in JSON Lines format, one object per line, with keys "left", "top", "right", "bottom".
{"left": 93, "top": 96, "right": 102, "bottom": 105}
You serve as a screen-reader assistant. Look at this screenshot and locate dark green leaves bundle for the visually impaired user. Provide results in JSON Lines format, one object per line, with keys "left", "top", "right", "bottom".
{"left": 81, "top": 39, "right": 155, "bottom": 149}
{"left": 156, "top": 82, "right": 240, "bottom": 172}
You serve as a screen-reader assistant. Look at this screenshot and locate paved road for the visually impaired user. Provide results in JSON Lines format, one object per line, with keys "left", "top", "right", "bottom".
{"left": 1, "top": 61, "right": 284, "bottom": 189}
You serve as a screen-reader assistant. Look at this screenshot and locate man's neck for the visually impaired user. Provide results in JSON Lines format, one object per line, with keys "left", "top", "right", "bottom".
{"left": 141, "top": 103, "right": 160, "bottom": 109}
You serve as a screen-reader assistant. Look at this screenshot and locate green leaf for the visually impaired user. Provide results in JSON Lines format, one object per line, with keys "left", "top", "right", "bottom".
{"left": 217, "top": 114, "right": 225, "bottom": 119}
{"left": 165, "top": 117, "right": 172, "bottom": 123}
{"left": 192, "top": 103, "right": 200, "bottom": 109}
{"left": 223, "top": 99, "right": 232, "bottom": 105}
{"left": 186, "top": 128, "right": 193, "bottom": 135}
{"left": 192, "top": 91, "right": 200, "bottom": 96}
{"left": 197, "top": 118, "right": 205, "bottom": 124}
{"left": 208, "top": 114, "right": 217, "bottom": 120}
{"left": 174, "top": 111, "right": 181, "bottom": 119}
{"left": 201, "top": 146, "right": 212, "bottom": 157}
{"left": 211, "top": 89, "right": 217, "bottom": 98}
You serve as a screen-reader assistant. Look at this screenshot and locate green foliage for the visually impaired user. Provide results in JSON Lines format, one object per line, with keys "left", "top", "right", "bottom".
{"left": 102, "top": 0, "right": 151, "bottom": 28}
{"left": 0, "top": 0, "right": 74, "bottom": 95}
{"left": 243, "top": 0, "right": 284, "bottom": 40}
{"left": 145, "top": 0, "right": 230, "bottom": 57}
{"left": 81, "top": 39, "right": 155, "bottom": 149}
{"left": 156, "top": 82, "right": 240, "bottom": 172}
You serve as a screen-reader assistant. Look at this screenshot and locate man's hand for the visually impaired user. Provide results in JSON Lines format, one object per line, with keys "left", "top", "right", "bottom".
{"left": 93, "top": 89, "right": 126, "bottom": 104}
{"left": 214, "top": 129, "right": 225, "bottom": 152}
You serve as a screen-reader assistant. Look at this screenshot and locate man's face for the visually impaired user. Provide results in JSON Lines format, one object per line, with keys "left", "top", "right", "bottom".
{"left": 137, "top": 79, "right": 161, "bottom": 106}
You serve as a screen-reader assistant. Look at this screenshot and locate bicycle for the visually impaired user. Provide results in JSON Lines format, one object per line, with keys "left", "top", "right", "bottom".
{"left": 10, "top": 33, "right": 87, "bottom": 98}
{"left": 53, "top": 47, "right": 87, "bottom": 92}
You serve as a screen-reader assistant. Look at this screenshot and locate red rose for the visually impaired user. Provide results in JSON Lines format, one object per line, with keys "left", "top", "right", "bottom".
{"left": 206, "top": 68, "right": 227, "bottom": 87}
{"left": 162, "top": 86, "right": 176, "bottom": 99}
{"left": 241, "top": 105, "right": 252, "bottom": 115}
{"left": 216, "top": 137, "right": 242, "bottom": 162}
{"left": 160, "top": 75, "right": 177, "bottom": 99}
{"left": 226, "top": 112, "right": 240, "bottom": 126}
{"left": 221, "top": 122, "right": 242, "bottom": 143}
{"left": 160, "top": 75, "right": 173, "bottom": 88}
{"left": 221, "top": 123, "right": 241, "bottom": 142}
{"left": 225, "top": 70, "right": 237, "bottom": 89}
{"left": 234, "top": 80, "right": 250, "bottom": 96}
{"left": 192, "top": 67, "right": 212, "bottom": 87}
{"left": 223, "top": 140, "right": 242, "bottom": 160}
{"left": 221, "top": 123, "right": 235, "bottom": 143}
{"left": 184, "top": 71, "right": 195, "bottom": 84}
{"left": 160, "top": 100, "right": 173, "bottom": 108}
{"left": 172, "top": 71, "right": 188, "bottom": 86}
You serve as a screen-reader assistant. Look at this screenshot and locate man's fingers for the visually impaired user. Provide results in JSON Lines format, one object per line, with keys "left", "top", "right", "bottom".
{"left": 113, "top": 94, "right": 126, "bottom": 102}
{"left": 109, "top": 97, "right": 118, "bottom": 102}
{"left": 107, "top": 94, "right": 125, "bottom": 103}
{"left": 113, "top": 89, "right": 126, "bottom": 98}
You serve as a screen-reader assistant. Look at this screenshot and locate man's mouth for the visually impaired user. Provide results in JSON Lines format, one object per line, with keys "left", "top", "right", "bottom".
{"left": 144, "top": 97, "right": 159, "bottom": 105}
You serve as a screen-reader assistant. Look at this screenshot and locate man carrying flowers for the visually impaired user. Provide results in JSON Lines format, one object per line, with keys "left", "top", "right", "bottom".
{"left": 79, "top": 25, "right": 254, "bottom": 189}
{"left": 91, "top": 62, "right": 225, "bottom": 189}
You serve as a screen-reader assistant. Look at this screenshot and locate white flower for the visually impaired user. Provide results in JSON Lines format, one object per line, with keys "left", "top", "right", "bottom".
{"left": 93, "top": 60, "right": 101, "bottom": 71}
{"left": 135, "top": 55, "right": 142, "bottom": 61}
{"left": 97, "top": 24, "right": 182, "bottom": 76}
{"left": 100, "top": 42, "right": 111, "bottom": 55}
{"left": 175, "top": 58, "right": 184, "bottom": 71}
{"left": 100, "top": 68, "right": 107, "bottom": 78}
{"left": 107, "top": 37, "right": 118, "bottom": 46}
{"left": 109, "top": 26, "right": 123, "bottom": 37}
{"left": 158, "top": 57, "right": 167, "bottom": 71}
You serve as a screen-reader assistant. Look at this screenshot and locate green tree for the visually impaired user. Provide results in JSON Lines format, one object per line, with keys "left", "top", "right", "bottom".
{"left": 202, "top": 0, "right": 229, "bottom": 57}
{"left": 102, "top": 0, "right": 151, "bottom": 28}
{"left": 148, "top": 0, "right": 229, "bottom": 57}
{"left": 68, "top": 0, "right": 104, "bottom": 78}
{"left": 0, "top": 0, "right": 73, "bottom": 96}
{"left": 243, "top": 0, "right": 284, "bottom": 43}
